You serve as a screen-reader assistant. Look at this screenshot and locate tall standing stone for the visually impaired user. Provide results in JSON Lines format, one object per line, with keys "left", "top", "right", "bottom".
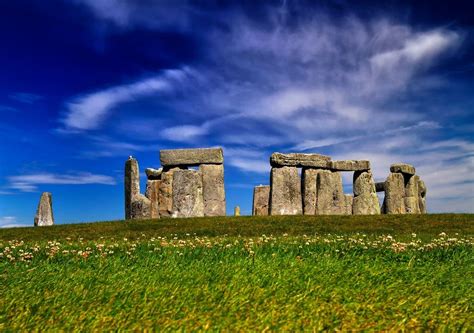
{"left": 34, "top": 192, "right": 54, "bottom": 226}
{"left": 252, "top": 185, "right": 270, "bottom": 216}
{"left": 130, "top": 194, "right": 151, "bottom": 219}
{"left": 383, "top": 172, "right": 406, "bottom": 214}
{"left": 145, "top": 180, "right": 161, "bottom": 219}
{"left": 352, "top": 170, "right": 380, "bottom": 215}
{"left": 316, "top": 170, "right": 346, "bottom": 215}
{"left": 404, "top": 175, "right": 420, "bottom": 214}
{"left": 125, "top": 157, "right": 140, "bottom": 219}
{"left": 158, "top": 167, "right": 185, "bottom": 217}
{"left": 302, "top": 168, "right": 319, "bottom": 215}
{"left": 418, "top": 178, "right": 427, "bottom": 213}
{"left": 172, "top": 170, "right": 204, "bottom": 218}
{"left": 270, "top": 166, "right": 303, "bottom": 215}
{"left": 200, "top": 164, "right": 226, "bottom": 216}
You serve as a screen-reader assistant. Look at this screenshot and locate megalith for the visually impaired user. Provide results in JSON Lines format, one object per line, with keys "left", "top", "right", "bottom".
{"left": 252, "top": 185, "right": 270, "bottom": 216}
{"left": 352, "top": 170, "right": 380, "bottom": 215}
{"left": 316, "top": 170, "right": 346, "bottom": 215}
{"left": 200, "top": 164, "right": 226, "bottom": 216}
{"left": 270, "top": 152, "right": 331, "bottom": 168}
{"left": 161, "top": 148, "right": 224, "bottom": 166}
{"left": 145, "top": 179, "right": 161, "bottom": 219}
{"left": 270, "top": 166, "right": 303, "bottom": 215}
{"left": 158, "top": 167, "right": 185, "bottom": 217}
{"left": 172, "top": 170, "right": 204, "bottom": 218}
{"left": 405, "top": 175, "right": 420, "bottom": 214}
{"left": 302, "top": 168, "right": 320, "bottom": 215}
{"left": 124, "top": 157, "right": 140, "bottom": 219}
{"left": 34, "top": 192, "right": 54, "bottom": 226}
{"left": 383, "top": 172, "right": 406, "bottom": 214}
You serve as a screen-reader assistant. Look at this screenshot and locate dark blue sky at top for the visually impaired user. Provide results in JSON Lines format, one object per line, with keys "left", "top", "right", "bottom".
{"left": 0, "top": 0, "right": 473, "bottom": 227}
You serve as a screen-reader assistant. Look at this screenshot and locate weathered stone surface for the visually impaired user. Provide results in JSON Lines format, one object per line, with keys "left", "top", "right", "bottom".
{"left": 383, "top": 172, "right": 406, "bottom": 214}
{"left": 345, "top": 194, "right": 353, "bottom": 215}
{"left": 172, "top": 170, "right": 204, "bottom": 218}
{"left": 145, "top": 180, "right": 161, "bottom": 219}
{"left": 353, "top": 170, "right": 376, "bottom": 197}
{"left": 158, "top": 167, "right": 185, "bottom": 217}
{"left": 130, "top": 194, "right": 151, "bottom": 219}
{"left": 404, "top": 196, "right": 420, "bottom": 214}
{"left": 160, "top": 148, "right": 223, "bottom": 166}
{"left": 316, "top": 170, "right": 346, "bottom": 215}
{"left": 125, "top": 157, "right": 140, "bottom": 219}
{"left": 270, "top": 166, "right": 303, "bottom": 215}
{"left": 302, "top": 168, "right": 320, "bottom": 215}
{"left": 404, "top": 175, "right": 420, "bottom": 214}
{"left": 270, "top": 152, "right": 331, "bottom": 168}
{"left": 330, "top": 160, "right": 370, "bottom": 171}
{"left": 353, "top": 193, "right": 380, "bottom": 215}
{"left": 375, "top": 182, "right": 385, "bottom": 192}
{"left": 34, "top": 192, "right": 54, "bottom": 226}
{"left": 145, "top": 168, "right": 162, "bottom": 180}
{"left": 234, "top": 206, "right": 241, "bottom": 216}
{"left": 253, "top": 185, "right": 270, "bottom": 216}
{"left": 390, "top": 163, "right": 416, "bottom": 175}
{"left": 200, "top": 164, "right": 226, "bottom": 216}
{"left": 418, "top": 178, "right": 427, "bottom": 214}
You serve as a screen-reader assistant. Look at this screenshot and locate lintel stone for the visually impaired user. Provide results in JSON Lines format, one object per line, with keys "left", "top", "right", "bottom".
{"left": 390, "top": 163, "right": 416, "bottom": 175}
{"left": 330, "top": 160, "right": 370, "bottom": 171}
{"left": 160, "top": 148, "right": 223, "bottom": 166}
{"left": 270, "top": 152, "right": 331, "bottom": 168}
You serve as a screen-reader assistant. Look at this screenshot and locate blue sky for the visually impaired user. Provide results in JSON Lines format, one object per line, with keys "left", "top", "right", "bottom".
{"left": 1, "top": 0, "right": 473, "bottom": 227}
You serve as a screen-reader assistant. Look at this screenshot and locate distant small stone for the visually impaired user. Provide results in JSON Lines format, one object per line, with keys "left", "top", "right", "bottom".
{"left": 34, "top": 192, "right": 54, "bottom": 226}
{"left": 234, "top": 206, "right": 241, "bottom": 216}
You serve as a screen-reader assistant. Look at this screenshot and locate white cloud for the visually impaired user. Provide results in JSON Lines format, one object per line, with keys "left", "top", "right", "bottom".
{"left": 8, "top": 172, "right": 116, "bottom": 192}
{"left": 161, "top": 124, "right": 209, "bottom": 142}
{"left": 62, "top": 68, "right": 191, "bottom": 131}
{"left": 0, "top": 216, "right": 28, "bottom": 228}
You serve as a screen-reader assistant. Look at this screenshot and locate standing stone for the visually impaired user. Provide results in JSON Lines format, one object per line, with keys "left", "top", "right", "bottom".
{"left": 145, "top": 180, "right": 161, "bottom": 219}
{"left": 404, "top": 175, "right": 420, "bottom": 214}
{"left": 200, "top": 164, "right": 226, "bottom": 216}
{"left": 34, "top": 192, "right": 54, "bottom": 226}
{"left": 130, "top": 194, "right": 151, "bottom": 219}
{"left": 344, "top": 194, "right": 353, "bottom": 215}
{"left": 418, "top": 178, "right": 427, "bottom": 214}
{"left": 125, "top": 157, "right": 140, "bottom": 219}
{"left": 270, "top": 166, "right": 303, "bottom": 215}
{"left": 160, "top": 148, "right": 224, "bottom": 167}
{"left": 302, "top": 168, "right": 320, "bottom": 215}
{"left": 158, "top": 167, "right": 185, "bottom": 217}
{"left": 316, "top": 170, "right": 346, "bottom": 215}
{"left": 172, "top": 170, "right": 204, "bottom": 218}
{"left": 353, "top": 170, "right": 380, "bottom": 215}
{"left": 234, "top": 206, "right": 241, "bottom": 216}
{"left": 383, "top": 172, "right": 406, "bottom": 214}
{"left": 252, "top": 185, "right": 270, "bottom": 216}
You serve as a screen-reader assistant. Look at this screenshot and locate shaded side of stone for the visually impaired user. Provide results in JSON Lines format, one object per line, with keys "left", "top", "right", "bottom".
{"left": 418, "top": 178, "right": 427, "bottom": 214}
{"left": 270, "top": 166, "right": 303, "bottom": 215}
{"left": 145, "top": 168, "right": 162, "bottom": 180}
{"left": 302, "top": 168, "right": 319, "bottom": 215}
{"left": 200, "top": 164, "right": 226, "bottom": 216}
{"left": 390, "top": 163, "right": 416, "bottom": 175}
{"left": 383, "top": 172, "right": 406, "bottom": 214}
{"left": 145, "top": 180, "right": 161, "bottom": 219}
{"left": 172, "top": 170, "right": 204, "bottom": 218}
{"left": 404, "top": 175, "right": 420, "bottom": 214}
{"left": 270, "top": 152, "right": 331, "bottom": 168}
{"left": 375, "top": 182, "right": 385, "bottom": 192}
{"left": 253, "top": 185, "right": 270, "bottom": 216}
{"left": 160, "top": 148, "right": 223, "bottom": 166}
{"left": 125, "top": 157, "right": 140, "bottom": 219}
{"left": 316, "top": 170, "right": 346, "bottom": 215}
{"left": 130, "top": 194, "right": 151, "bottom": 219}
{"left": 330, "top": 160, "right": 370, "bottom": 171}
{"left": 34, "top": 192, "right": 54, "bottom": 226}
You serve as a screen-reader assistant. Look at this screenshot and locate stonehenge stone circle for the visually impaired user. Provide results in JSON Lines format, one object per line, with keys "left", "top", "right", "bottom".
{"left": 252, "top": 185, "right": 270, "bottom": 216}
{"left": 125, "top": 148, "right": 226, "bottom": 220}
{"left": 270, "top": 166, "right": 303, "bottom": 215}
{"left": 254, "top": 153, "right": 426, "bottom": 216}
{"left": 34, "top": 192, "right": 54, "bottom": 226}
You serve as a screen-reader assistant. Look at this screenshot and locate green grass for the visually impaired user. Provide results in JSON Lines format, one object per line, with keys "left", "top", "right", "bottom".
{"left": 1, "top": 214, "right": 473, "bottom": 330}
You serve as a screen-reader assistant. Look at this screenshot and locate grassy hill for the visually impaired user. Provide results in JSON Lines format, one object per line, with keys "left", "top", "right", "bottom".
{"left": 1, "top": 214, "right": 473, "bottom": 330}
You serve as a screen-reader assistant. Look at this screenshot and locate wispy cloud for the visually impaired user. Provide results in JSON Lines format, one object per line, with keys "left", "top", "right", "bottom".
{"left": 8, "top": 172, "right": 116, "bottom": 192}
{"left": 0, "top": 216, "right": 28, "bottom": 228}
{"left": 9, "top": 92, "right": 43, "bottom": 104}
{"left": 61, "top": 68, "right": 192, "bottom": 131}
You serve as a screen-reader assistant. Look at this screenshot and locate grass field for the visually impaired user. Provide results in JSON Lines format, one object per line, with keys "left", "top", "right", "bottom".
{"left": 1, "top": 214, "right": 473, "bottom": 330}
